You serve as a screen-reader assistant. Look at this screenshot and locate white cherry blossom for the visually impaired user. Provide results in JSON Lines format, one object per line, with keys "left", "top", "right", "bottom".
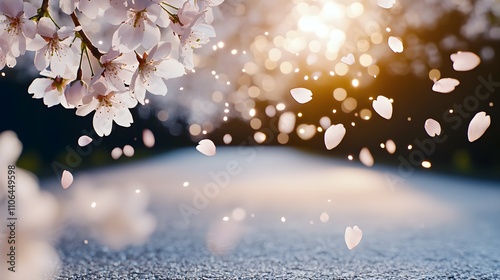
{"left": 76, "top": 80, "right": 138, "bottom": 136}
{"left": 60, "top": 0, "right": 112, "bottom": 19}
{"left": 130, "top": 43, "right": 185, "bottom": 104}
{"left": 27, "top": 17, "right": 77, "bottom": 75}
{"left": 0, "top": 0, "right": 224, "bottom": 137}
{"left": 65, "top": 79, "right": 89, "bottom": 106}
{"left": 0, "top": 38, "right": 16, "bottom": 69}
{"left": 195, "top": 0, "right": 225, "bottom": 10}
{"left": 0, "top": 0, "right": 37, "bottom": 57}
{"left": 59, "top": 0, "right": 78, "bottom": 15}
{"left": 28, "top": 69, "right": 75, "bottom": 108}
{"left": 172, "top": 1, "right": 216, "bottom": 69}
{"left": 111, "top": 0, "right": 169, "bottom": 53}
{"left": 93, "top": 49, "right": 137, "bottom": 91}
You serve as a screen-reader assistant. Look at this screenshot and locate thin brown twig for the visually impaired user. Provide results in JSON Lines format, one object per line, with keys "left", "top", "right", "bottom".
{"left": 70, "top": 12, "right": 103, "bottom": 60}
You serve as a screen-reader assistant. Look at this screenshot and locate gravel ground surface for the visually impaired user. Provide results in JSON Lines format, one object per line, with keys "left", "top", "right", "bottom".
{"left": 55, "top": 224, "right": 500, "bottom": 279}
{"left": 48, "top": 148, "right": 500, "bottom": 279}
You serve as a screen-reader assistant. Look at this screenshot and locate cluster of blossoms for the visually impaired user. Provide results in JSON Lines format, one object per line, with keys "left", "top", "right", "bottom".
{"left": 0, "top": 0, "right": 224, "bottom": 136}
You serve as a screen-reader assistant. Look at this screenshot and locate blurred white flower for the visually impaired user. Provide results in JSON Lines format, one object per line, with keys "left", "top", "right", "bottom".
{"left": 0, "top": 131, "right": 61, "bottom": 279}
{"left": 66, "top": 182, "right": 156, "bottom": 250}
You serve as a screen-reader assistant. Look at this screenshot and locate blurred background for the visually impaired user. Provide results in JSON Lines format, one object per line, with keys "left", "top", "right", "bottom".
{"left": 2, "top": 1, "right": 500, "bottom": 278}
{"left": 1, "top": 0, "right": 500, "bottom": 181}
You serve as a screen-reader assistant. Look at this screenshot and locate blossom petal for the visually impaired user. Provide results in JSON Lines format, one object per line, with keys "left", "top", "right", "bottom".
{"left": 324, "top": 124, "right": 346, "bottom": 150}
{"left": 156, "top": 59, "right": 185, "bottom": 79}
{"left": 114, "top": 108, "right": 133, "bottom": 127}
{"left": 37, "top": 17, "right": 57, "bottom": 38}
{"left": 94, "top": 109, "right": 114, "bottom": 136}
{"left": 76, "top": 98, "right": 99, "bottom": 116}
{"left": 34, "top": 47, "right": 49, "bottom": 71}
{"left": 27, "top": 35, "right": 47, "bottom": 51}
{"left": 61, "top": 170, "right": 73, "bottom": 189}
{"left": 141, "top": 19, "right": 161, "bottom": 50}
{"left": 131, "top": 74, "right": 147, "bottom": 104}
{"left": 467, "top": 111, "right": 491, "bottom": 142}
{"left": 372, "top": 95, "right": 393, "bottom": 119}
{"left": 21, "top": 18, "right": 37, "bottom": 39}
{"left": 28, "top": 78, "right": 53, "bottom": 98}
{"left": 113, "top": 21, "right": 142, "bottom": 52}
{"left": 144, "top": 74, "right": 167, "bottom": 95}
{"left": 43, "top": 90, "right": 63, "bottom": 107}
{"left": 78, "top": 0, "right": 100, "bottom": 19}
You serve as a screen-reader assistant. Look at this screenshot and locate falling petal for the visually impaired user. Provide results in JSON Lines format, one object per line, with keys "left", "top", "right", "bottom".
{"left": 111, "top": 147, "right": 122, "bottom": 159}
{"left": 61, "top": 170, "right": 73, "bottom": 189}
{"left": 254, "top": 132, "right": 267, "bottom": 143}
{"left": 290, "top": 88, "right": 313, "bottom": 104}
{"left": 341, "top": 53, "right": 355, "bottom": 65}
{"left": 451, "top": 51, "right": 480, "bottom": 71}
{"left": 296, "top": 124, "right": 316, "bottom": 140}
{"left": 378, "top": 0, "right": 396, "bottom": 9}
{"left": 388, "top": 36, "right": 403, "bottom": 53}
{"left": 223, "top": 134, "right": 232, "bottom": 144}
{"left": 206, "top": 220, "right": 243, "bottom": 255}
{"left": 319, "top": 116, "right": 331, "bottom": 129}
{"left": 432, "top": 78, "right": 460, "bottom": 93}
{"left": 345, "top": 226, "right": 363, "bottom": 250}
{"left": 319, "top": 212, "right": 329, "bottom": 223}
{"left": 197, "top": 139, "right": 216, "bottom": 156}
{"left": 142, "top": 129, "right": 155, "bottom": 148}
{"left": 424, "top": 119, "right": 441, "bottom": 137}
{"left": 386, "top": 139, "right": 396, "bottom": 154}
{"left": 324, "top": 124, "right": 346, "bottom": 150}
{"left": 372, "top": 95, "right": 393, "bottom": 119}
{"left": 123, "top": 145, "right": 135, "bottom": 157}
{"left": 278, "top": 112, "right": 296, "bottom": 134}
{"left": 78, "top": 135, "right": 93, "bottom": 147}
{"left": 467, "top": 111, "right": 491, "bottom": 142}
{"left": 231, "top": 208, "right": 246, "bottom": 221}
{"left": 359, "top": 147, "right": 374, "bottom": 167}
{"left": 422, "top": 161, "right": 432, "bottom": 168}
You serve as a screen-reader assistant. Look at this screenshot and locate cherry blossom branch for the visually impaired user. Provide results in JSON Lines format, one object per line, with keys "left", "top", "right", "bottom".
{"left": 70, "top": 12, "right": 103, "bottom": 60}
{"left": 36, "top": 0, "right": 49, "bottom": 20}
{"left": 33, "top": 0, "right": 57, "bottom": 27}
